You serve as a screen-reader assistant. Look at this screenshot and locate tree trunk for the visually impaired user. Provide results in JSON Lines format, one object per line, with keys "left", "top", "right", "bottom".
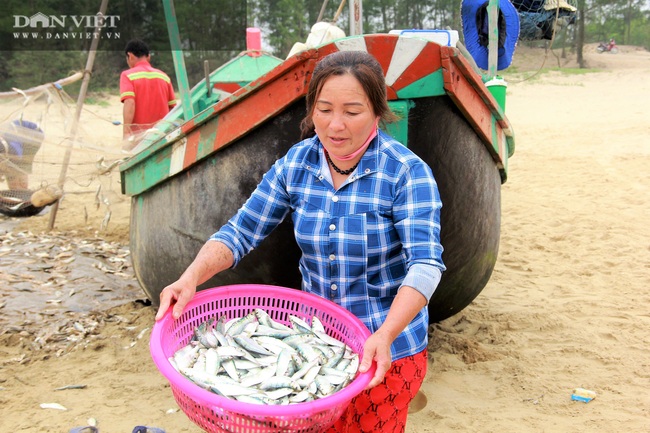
{"left": 576, "top": 0, "right": 586, "bottom": 68}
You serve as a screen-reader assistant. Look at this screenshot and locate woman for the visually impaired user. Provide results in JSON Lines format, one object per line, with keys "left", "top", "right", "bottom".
{"left": 155, "top": 50, "right": 445, "bottom": 432}
{"left": 0, "top": 119, "right": 44, "bottom": 190}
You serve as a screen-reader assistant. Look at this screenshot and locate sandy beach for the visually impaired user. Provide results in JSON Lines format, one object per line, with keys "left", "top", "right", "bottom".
{"left": 1, "top": 44, "right": 649, "bottom": 432}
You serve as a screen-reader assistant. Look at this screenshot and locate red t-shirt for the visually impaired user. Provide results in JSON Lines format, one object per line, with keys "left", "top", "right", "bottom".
{"left": 120, "top": 60, "right": 176, "bottom": 132}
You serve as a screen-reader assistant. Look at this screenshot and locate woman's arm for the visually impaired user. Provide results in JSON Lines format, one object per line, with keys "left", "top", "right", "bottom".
{"left": 155, "top": 153, "right": 294, "bottom": 321}
{"left": 359, "top": 286, "right": 427, "bottom": 388}
{"left": 155, "top": 240, "right": 234, "bottom": 320}
{"left": 359, "top": 155, "right": 444, "bottom": 387}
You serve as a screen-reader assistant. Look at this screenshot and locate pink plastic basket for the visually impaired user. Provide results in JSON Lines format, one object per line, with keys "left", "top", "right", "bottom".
{"left": 150, "top": 284, "right": 375, "bottom": 433}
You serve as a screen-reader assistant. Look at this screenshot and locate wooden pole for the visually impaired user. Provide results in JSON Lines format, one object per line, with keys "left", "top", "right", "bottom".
{"left": 48, "top": 0, "right": 109, "bottom": 230}
{"left": 0, "top": 72, "right": 83, "bottom": 100}
{"left": 162, "top": 0, "right": 194, "bottom": 120}
{"left": 317, "top": 0, "right": 330, "bottom": 22}
{"left": 349, "top": 0, "right": 362, "bottom": 35}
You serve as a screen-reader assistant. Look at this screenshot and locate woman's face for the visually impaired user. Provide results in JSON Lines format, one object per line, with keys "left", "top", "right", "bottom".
{"left": 312, "top": 73, "right": 378, "bottom": 160}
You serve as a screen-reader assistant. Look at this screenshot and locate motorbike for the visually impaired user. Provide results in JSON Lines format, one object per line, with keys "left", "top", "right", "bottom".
{"left": 597, "top": 40, "right": 619, "bottom": 54}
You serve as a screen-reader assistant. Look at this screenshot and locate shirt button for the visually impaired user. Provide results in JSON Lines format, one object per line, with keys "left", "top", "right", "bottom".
{"left": 332, "top": 196, "right": 339, "bottom": 202}
{"left": 329, "top": 224, "right": 336, "bottom": 231}
{"left": 331, "top": 284, "right": 337, "bottom": 291}
{"left": 329, "top": 254, "right": 336, "bottom": 261}
{"left": 365, "top": 168, "right": 370, "bottom": 174}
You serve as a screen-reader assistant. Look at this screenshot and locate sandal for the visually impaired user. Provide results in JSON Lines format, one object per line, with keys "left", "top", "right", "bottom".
{"left": 69, "top": 427, "right": 99, "bottom": 433}
{"left": 131, "top": 427, "right": 166, "bottom": 433}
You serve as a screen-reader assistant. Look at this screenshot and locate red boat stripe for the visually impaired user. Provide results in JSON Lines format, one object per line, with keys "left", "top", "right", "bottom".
{"left": 364, "top": 35, "right": 399, "bottom": 76}
{"left": 212, "top": 62, "right": 312, "bottom": 153}
{"left": 391, "top": 41, "right": 443, "bottom": 93}
{"left": 182, "top": 130, "right": 200, "bottom": 169}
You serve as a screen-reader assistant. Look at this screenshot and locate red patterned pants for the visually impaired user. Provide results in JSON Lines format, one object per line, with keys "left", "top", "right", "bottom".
{"left": 324, "top": 348, "right": 428, "bottom": 433}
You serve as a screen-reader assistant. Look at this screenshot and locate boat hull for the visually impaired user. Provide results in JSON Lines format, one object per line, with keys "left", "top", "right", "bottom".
{"left": 123, "top": 35, "right": 513, "bottom": 323}
{"left": 130, "top": 97, "right": 500, "bottom": 323}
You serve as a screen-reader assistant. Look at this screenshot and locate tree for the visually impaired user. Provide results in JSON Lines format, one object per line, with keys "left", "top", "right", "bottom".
{"left": 576, "top": 0, "right": 587, "bottom": 67}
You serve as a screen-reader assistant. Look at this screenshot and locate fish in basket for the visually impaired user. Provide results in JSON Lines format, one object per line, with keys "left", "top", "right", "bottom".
{"left": 150, "top": 284, "right": 376, "bottom": 433}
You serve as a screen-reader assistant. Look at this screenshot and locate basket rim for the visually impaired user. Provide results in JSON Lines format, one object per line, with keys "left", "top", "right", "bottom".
{"left": 150, "top": 284, "right": 375, "bottom": 418}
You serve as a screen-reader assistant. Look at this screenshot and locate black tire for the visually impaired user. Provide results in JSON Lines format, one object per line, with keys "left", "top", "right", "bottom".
{"left": 408, "top": 98, "right": 502, "bottom": 323}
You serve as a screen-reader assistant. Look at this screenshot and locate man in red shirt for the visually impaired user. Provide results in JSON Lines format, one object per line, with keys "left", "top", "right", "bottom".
{"left": 120, "top": 39, "right": 176, "bottom": 148}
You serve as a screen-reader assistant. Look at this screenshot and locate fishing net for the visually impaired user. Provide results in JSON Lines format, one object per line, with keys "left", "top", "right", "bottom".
{"left": 511, "top": 0, "right": 578, "bottom": 40}
{"left": 0, "top": 77, "right": 127, "bottom": 227}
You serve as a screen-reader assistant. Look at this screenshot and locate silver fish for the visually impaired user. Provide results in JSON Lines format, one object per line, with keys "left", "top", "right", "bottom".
{"left": 222, "top": 358, "right": 240, "bottom": 381}
{"left": 259, "top": 376, "right": 300, "bottom": 391}
{"left": 253, "top": 324, "right": 296, "bottom": 339}
{"left": 314, "top": 330, "right": 346, "bottom": 348}
{"left": 172, "top": 344, "right": 200, "bottom": 370}
{"left": 264, "top": 387, "right": 294, "bottom": 400}
{"left": 296, "top": 343, "right": 322, "bottom": 363}
{"left": 170, "top": 309, "right": 360, "bottom": 404}
{"left": 234, "top": 335, "right": 274, "bottom": 356}
{"left": 275, "top": 348, "right": 295, "bottom": 377}
{"left": 289, "top": 389, "right": 316, "bottom": 403}
{"left": 289, "top": 315, "right": 313, "bottom": 334}
{"left": 311, "top": 315, "right": 326, "bottom": 334}
{"left": 204, "top": 348, "right": 221, "bottom": 375}
{"left": 314, "top": 375, "right": 333, "bottom": 396}
{"left": 253, "top": 308, "right": 273, "bottom": 328}
{"left": 239, "top": 365, "right": 277, "bottom": 388}
{"left": 226, "top": 311, "right": 258, "bottom": 337}
{"left": 210, "top": 382, "right": 259, "bottom": 397}
{"left": 254, "top": 335, "right": 296, "bottom": 354}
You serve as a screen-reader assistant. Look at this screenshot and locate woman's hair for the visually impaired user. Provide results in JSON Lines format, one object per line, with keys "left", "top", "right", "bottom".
{"left": 300, "top": 51, "right": 398, "bottom": 139}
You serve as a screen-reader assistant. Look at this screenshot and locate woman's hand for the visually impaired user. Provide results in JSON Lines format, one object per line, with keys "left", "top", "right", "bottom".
{"left": 359, "top": 331, "right": 393, "bottom": 388}
{"left": 358, "top": 286, "right": 428, "bottom": 388}
{"left": 155, "top": 277, "right": 196, "bottom": 321}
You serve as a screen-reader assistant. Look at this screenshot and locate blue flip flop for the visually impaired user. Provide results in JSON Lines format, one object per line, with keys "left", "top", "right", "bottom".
{"left": 69, "top": 427, "right": 99, "bottom": 433}
{"left": 132, "top": 427, "right": 166, "bottom": 433}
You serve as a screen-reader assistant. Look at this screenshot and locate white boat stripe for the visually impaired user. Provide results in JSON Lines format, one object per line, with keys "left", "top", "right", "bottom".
{"left": 385, "top": 37, "right": 428, "bottom": 86}
{"left": 169, "top": 138, "right": 187, "bottom": 176}
{"left": 335, "top": 38, "right": 368, "bottom": 53}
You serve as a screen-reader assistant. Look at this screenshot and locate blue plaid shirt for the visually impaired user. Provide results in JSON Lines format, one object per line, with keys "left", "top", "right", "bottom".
{"left": 211, "top": 130, "right": 445, "bottom": 360}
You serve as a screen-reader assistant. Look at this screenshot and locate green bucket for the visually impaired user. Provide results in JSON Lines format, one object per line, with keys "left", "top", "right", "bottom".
{"left": 485, "top": 76, "right": 507, "bottom": 112}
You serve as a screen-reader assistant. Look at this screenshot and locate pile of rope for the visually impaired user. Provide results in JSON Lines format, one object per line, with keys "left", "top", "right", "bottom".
{"left": 511, "top": 0, "right": 577, "bottom": 40}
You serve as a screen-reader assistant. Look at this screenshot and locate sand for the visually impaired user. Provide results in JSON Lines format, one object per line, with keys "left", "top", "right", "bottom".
{"left": 1, "top": 43, "right": 649, "bottom": 432}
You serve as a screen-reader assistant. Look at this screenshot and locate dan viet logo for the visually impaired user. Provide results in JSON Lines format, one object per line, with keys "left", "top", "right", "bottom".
{"left": 13, "top": 12, "right": 121, "bottom": 41}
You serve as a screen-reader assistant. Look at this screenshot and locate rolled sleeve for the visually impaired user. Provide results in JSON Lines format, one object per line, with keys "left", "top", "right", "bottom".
{"left": 399, "top": 263, "right": 442, "bottom": 302}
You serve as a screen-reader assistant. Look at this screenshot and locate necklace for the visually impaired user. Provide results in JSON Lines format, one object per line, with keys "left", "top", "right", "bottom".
{"left": 325, "top": 150, "right": 360, "bottom": 175}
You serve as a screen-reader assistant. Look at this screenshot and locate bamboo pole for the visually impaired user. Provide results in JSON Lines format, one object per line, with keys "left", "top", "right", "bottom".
{"left": 317, "top": 0, "right": 330, "bottom": 22}
{"left": 0, "top": 72, "right": 83, "bottom": 100}
{"left": 48, "top": 0, "right": 109, "bottom": 230}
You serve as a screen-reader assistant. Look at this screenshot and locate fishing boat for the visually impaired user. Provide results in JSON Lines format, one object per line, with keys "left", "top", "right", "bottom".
{"left": 119, "top": 0, "right": 515, "bottom": 323}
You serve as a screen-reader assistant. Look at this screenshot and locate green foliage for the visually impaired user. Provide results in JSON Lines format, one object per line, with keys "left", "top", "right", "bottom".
{"left": 4, "top": 51, "right": 86, "bottom": 90}
{"left": 1, "top": 0, "right": 649, "bottom": 93}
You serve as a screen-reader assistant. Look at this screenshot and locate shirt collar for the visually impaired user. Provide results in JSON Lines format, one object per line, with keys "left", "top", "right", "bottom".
{"left": 305, "top": 132, "right": 381, "bottom": 183}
